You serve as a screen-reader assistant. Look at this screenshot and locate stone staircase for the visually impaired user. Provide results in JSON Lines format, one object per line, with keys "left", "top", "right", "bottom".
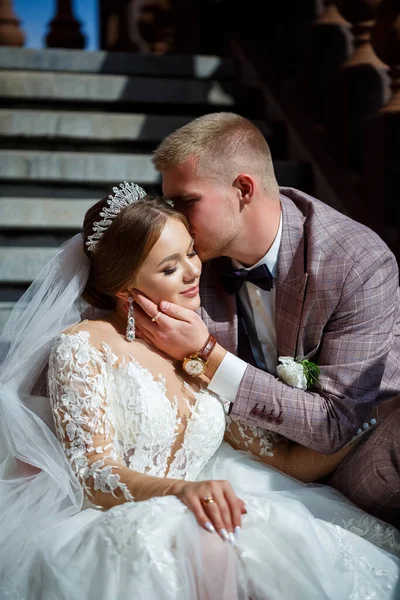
{"left": 0, "top": 47, "right": 313, "bottom": 332}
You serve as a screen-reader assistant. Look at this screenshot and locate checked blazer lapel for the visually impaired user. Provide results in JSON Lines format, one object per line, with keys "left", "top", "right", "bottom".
{"left": 199, "top": 258, "right": 269, "bottom": 367}
{"left": 198, "top": 257, "right": 238, "bottom": 354}
{"left": 275, "top": 195, "right": 309, "bottom": 359}
{"left": 199, "top": 194, "right": 310, "bottom": 362}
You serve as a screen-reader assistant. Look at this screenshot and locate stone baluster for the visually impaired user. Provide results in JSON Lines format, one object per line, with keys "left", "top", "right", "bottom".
{"left": 100, "top": 0, "right": 175, "bottom": 54}
{"left": 297, "top": 1, "right": 351, "bottom": 124}
{"left": 0, "top": 0, "right": 25, "bottom": 46}
{"left": 137, "top": 0, "right": 175, "bottom": 55}
{"left": 371, "top": 0, "right": 400, "bottom": 114}
{"left": 330, "top": 0, "right": 389, "bottom": 170}
{"left": 363, "top": 0, "right": 400, "bottom": 252}
{"left": 46, "top": 0, "right": 85, "bottom": 49}
{"left": 336, "top": 0, "right": 385, "bottom": 67}
{"left": 100, "top": 0, "right": 141, "bottom": 52}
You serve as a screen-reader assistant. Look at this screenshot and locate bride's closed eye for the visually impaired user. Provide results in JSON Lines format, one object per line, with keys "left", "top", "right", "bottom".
{"left": 163, "top": 266, "right": 178, "bottom": 276}
{"left": 162, "top": 249, "right": 198, "bottom": 276}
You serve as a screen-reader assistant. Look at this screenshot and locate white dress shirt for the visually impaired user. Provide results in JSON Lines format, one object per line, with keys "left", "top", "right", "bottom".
{"left": 208, "top": 215, "right": 282, "bottom": 404}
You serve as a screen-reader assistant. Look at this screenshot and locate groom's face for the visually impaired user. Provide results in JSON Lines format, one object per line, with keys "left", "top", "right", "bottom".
{"left": 162, "top": 158, "right": 240, "bottom": 261}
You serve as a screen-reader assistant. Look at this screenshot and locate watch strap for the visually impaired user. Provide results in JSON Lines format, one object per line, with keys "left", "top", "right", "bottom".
{"left": 198, "top": 334, "right": 217, "bottom": 362}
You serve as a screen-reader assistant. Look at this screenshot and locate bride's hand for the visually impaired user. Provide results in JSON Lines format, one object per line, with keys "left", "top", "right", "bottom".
{"left": 169, "top": 479, "right": 246, "bottom": 542}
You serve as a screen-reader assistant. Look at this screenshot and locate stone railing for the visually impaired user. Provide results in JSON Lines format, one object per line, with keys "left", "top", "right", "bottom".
{"left": 0, "top": 0, "right": 85, "bottom": 49}
{"left": 0, "top": 0, "right": 86, "bottom": 48}
{"left": 226, "top": 0, "right": 400, "bottom": 259}
{"left": 0, "top": 0, "right": 227, "bottom": 54}
{"left": 1, "top": 0, "right": 399, "bottom": 258}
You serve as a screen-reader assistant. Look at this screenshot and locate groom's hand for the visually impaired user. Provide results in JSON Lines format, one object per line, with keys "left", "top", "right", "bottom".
{"left": 132, "top": 291, "right": 209, "bottom": 361}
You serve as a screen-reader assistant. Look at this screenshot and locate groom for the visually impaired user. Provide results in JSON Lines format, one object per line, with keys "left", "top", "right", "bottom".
{"left": 134, "top": 112, "right": 400, "bottom": 526}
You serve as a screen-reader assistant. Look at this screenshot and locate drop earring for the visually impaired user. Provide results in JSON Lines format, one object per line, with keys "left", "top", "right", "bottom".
{"left": 126, "top": 296, "right": 135, "bottom": 342}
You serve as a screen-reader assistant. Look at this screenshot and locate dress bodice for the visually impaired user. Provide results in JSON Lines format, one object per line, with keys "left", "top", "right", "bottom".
{"left": 48, "top": 331, "right": 227, "bottom": 502}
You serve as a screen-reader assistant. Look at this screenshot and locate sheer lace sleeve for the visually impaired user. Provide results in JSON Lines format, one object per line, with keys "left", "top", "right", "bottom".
{"left": 48, "top": 331, "right": 180, "bottom": 508}
{"left": 48, "top": 331, "right": 136, "bottom": 507}
{"left": 225, "top": 415, "right": 359, "bottom": 483}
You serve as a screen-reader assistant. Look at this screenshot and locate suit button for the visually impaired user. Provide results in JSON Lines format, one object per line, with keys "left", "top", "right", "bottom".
{"left": 259, "top": 407, "right": 267, "bottom": 420}
{"left": 249, "top": 403, "right": 260, "bottom": 417}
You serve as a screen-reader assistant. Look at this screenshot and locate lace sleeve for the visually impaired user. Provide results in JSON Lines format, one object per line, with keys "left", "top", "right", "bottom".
{"left": 48, "top": 332, "right": 135, "bottom": 507}
{"left": 48, "top": 331, "right": 182, "bottom": 508}
{"left": 225, "top": 415, "right": 359, "bottom": 483}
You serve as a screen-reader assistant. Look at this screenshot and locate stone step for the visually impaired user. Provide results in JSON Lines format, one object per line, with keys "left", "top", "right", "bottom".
{"left": 0, "top": 150, "right": 159, "bottom": 185}
{"left": 0, "top": 48, "right": 234, "bottom": 80}
{"left": 0, "top": 247, "right": 57, "bottom": 283}
{"left": 0, "top": 198, "right": 92, "bottom": 229}
{"left": 0, "top": 110, "right": 197, "bottom": 144}
{"left": 0, "top": 150, "right": 309, "bottom": 190}
{"left": 0, "top": 302, "right": 15, "bottom": 333}
{"left": 0, "top": 110, "right": 273, "bottom": 148}
{"left": 0, "top": 71, "right": 235, "bottom": 107}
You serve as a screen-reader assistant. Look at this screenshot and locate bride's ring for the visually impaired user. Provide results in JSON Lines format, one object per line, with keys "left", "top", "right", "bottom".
{"left": 202, "top": 496, "right": 215, "bottom": 505}
{"left": 151, "top": 311, "right": 161, "bottom": 323}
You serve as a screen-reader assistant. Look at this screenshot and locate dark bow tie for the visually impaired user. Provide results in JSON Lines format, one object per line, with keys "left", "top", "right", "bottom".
{"left": 220, "top": 263, "right": 273, "bottom": 295}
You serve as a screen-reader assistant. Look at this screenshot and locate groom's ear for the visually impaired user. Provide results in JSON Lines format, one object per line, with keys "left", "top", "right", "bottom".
{"left": 233, "top": 174, "right": 253, "bottom": 205}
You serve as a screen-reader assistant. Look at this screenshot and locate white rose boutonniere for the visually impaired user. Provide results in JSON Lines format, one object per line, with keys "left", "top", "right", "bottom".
{"left": 277, "top": 357, "right": 320, "bottom": 390}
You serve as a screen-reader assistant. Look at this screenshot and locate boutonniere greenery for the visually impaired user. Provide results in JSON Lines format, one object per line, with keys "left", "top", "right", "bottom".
{"left": 277, "top": 356, "right": 320, "bottom": 391}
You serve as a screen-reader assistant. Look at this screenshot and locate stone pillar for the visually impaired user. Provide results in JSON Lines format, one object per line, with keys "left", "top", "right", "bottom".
{"left": 364, "top": 0, "right": 400, "bottom": 254}
{"left": 330, "top": 0, "right": 389, "bottom": 170}
{"left": 0, "top": 0, "right": 25, "bottom": 46}
{"left": 297, "top": 2, "right": 351, "bottom": 124}
{"left": 100, "top": 0, "right": 140, "bottom": 52}
{"left": 137, "top": 0, "right": 174, "bottom": 54}
{"left": 372, "top": 0, "right": 400, "bottom": 115}
{"left": 46, "top": 0, "right": 85, "bottom": 49}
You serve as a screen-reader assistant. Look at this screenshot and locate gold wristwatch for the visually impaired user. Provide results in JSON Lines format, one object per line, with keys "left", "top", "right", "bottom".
{"left": 182, "top": 334, "right": 217, "bottom": 377}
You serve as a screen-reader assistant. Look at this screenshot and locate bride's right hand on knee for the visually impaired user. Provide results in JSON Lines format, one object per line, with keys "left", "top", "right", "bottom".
{"left": 167, "top": 480, "right": 247, "bottom": 542}
{"left": 169, "top": 479, "right": 246, "bottom": 542}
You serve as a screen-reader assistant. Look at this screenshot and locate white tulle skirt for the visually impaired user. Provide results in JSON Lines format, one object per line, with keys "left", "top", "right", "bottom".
{"left": 6, "top": 443, "right": 400, "bottom": 600}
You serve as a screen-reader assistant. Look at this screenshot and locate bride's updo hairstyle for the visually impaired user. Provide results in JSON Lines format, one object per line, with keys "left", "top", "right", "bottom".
{"left": 82, "top": 195, "right": 188, "bottom": 310}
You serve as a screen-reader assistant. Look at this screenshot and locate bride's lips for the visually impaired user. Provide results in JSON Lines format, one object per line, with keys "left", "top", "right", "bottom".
{"left": 180, "top": 284, "right": 199, "bottom": 298}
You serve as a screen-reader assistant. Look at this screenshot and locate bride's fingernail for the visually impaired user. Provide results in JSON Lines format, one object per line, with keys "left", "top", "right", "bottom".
{"left": 228, "top": 532, "right": 236, "bottom": 545}
{"left": 204, "top": 522, "right": 216, "bottom": 534}
{"left": 234, "top": 526, "right": 241, "bottom": 539}
{"left": 219, "top": 528, "right": 230, "bottom": 542}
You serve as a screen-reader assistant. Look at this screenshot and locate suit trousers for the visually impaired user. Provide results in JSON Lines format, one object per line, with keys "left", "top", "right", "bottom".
{"left": 326, "top": 400, "right": 400, "bottom": 530}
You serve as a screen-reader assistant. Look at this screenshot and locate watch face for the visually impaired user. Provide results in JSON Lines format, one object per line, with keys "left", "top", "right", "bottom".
{"left": 184, "top": 358, "right": 205, "bottom": 377}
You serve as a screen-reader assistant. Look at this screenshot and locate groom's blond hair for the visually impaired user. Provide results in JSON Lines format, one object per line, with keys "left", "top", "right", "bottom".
{"left": 152, "top": 112, "right": 278, "bottom": 192}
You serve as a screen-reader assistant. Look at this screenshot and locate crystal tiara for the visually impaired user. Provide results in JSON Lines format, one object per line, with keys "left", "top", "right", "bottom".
{"left": 86, "top": 181, "right": 146, "bottom": 252}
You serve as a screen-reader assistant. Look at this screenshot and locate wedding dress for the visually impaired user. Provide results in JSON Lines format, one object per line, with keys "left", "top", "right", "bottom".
{"left": 36, "top": 329, "right": 399, "bottom": 599}
{"left": 1, "top": 235, "right": 399, "bottom": 600}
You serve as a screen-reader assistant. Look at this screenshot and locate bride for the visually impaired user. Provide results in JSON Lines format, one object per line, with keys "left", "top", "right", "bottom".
{"left": 0, "top": 182, "right": 399, "bottom": 600}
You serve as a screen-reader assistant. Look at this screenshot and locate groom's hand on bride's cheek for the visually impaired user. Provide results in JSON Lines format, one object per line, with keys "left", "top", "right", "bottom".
{"left": 131, "top": 291, "right": 209, "bottom": 361}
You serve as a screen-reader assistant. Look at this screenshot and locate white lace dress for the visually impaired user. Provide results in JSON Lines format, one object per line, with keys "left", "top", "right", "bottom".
{"left": 29, "top": 331, "right": 400, "bottom": 600}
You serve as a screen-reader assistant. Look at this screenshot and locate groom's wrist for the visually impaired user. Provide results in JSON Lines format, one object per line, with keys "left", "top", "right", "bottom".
{"left": 204, "top": 343, "right": 227, "bottom": 381}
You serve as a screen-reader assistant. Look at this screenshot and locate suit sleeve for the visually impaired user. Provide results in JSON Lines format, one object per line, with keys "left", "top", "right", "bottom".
{"left": 230, "top": 247, "right": 399, "bottom": 453}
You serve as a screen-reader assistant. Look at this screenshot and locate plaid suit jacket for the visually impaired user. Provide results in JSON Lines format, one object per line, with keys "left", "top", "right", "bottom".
{"left": 199, "top": 188, "right": 400, "bottom": 453}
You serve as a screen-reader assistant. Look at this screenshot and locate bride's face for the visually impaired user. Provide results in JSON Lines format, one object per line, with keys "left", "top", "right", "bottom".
{"left": 134, "top": 217, "right": 202, "bottom": 310}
